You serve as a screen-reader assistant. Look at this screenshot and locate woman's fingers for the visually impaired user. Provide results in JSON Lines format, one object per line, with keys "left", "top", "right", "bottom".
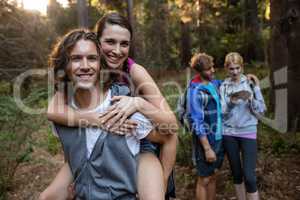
{"left": 105, "top": 111, "right": 125, "bottom": 128}
{"left": 98, "top": 108, "right": 120, "bottom": 126}
{"left": 109, "top": 119, "right": 138, "bottom": 135}
{"left": 122, "top": 120, "right": 138, "bottom": 129}
{"left": 125, "top": 119, "right": 138, "bottom": 126}
{"left": 119, "top": 114, "right": 128, "bottom": 125}
{"left": 98, "top": 104, "right": 117, "bottom": 117}
{"left": 111, "top": 95, "right": 122, "bottom": 103}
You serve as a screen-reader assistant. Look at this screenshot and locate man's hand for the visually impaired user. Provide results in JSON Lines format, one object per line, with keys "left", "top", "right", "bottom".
{"left": 204, "top": 148, "right": 217, "bottom": 163}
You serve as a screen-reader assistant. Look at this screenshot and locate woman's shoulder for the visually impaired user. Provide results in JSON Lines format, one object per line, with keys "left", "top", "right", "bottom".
{"left": 221, "top": 77, "right": 231, "bottom": 85}
{"left": 129, "top": 61, "right": 148, "bottom": 77}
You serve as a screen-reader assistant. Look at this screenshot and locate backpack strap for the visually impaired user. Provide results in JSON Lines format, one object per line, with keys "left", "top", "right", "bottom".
{"left": 110, "top": 82, "right": 132, "bottom": 98}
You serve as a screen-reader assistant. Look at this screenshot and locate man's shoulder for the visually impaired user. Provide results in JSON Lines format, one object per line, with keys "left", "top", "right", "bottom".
{"left": 211, "top": 79, "right": 223, "bottom": 88}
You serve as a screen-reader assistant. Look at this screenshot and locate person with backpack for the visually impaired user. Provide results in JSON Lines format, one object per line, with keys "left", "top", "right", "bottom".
{"left": 186, "top": 53, "right": 224, "bottom": 200}
{"left": 220, "top": 52, "right": 266, "bottom": 200}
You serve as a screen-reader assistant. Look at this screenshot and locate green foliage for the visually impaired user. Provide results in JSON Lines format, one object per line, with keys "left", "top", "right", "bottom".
{"left": 0, "top": 81, "right": 11, "bottom": 95}
{"left": 0, "top": 87, "right": 47, "bottom": 197}
{"left": 254, "top": 117, "right": 300, "bottom": 158}
{"left": 176, "top": 128, "right": 193, "bottom": 166}
{"left": 47, "top": 126, "right": 61, "bottom": 155}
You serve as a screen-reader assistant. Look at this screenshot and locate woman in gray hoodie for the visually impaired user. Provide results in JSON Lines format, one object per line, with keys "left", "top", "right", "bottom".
{"left": 220, "top": 52, "right": 266, "bottom": 200}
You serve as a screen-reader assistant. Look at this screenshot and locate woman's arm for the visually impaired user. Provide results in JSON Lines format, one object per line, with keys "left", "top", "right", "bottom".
{"left": 47, "top": 91, "right": 90, "bottom": 127}
{"left": 247, "top": 75, "right": 266, "bottom": 115}
{"left": 47, "top": 91, "right": 137, "bottom": 134}
{"left": 130, "top": 64, "right": 178, "bottom": 133}
{"left": 105, "top": 64, "right": 178, "bottom": 133}
{"left": 250, "top": 86, "right": 266, "bottom": 115}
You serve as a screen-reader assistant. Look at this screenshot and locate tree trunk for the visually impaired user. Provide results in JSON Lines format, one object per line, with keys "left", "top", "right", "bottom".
{"left": 144, "top": 0, "right": 170, "bottom": 68}
{"left": 281, "top": 1, "right": 300, "bottom": 131}
{"left": 181, "top": 21, "right": 191, "bottom": 68}
{"left": 244, "top": 0, "right": 263, "bottom": 61}
{"left": 198, "top": 0, "right": 203, "bottom": 48}
{"left": 127, "top": 0, "right": 135, "bottom": 58}
{"left": 269, "top": 0, "right": 288, "bottom": 132}
{"left": 77, "top": 0, "right": 89, "bottom": 28}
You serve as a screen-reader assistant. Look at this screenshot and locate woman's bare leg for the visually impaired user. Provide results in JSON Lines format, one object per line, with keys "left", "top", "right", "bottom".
{"left": 39, "top": 163, "right": 73, "bottom": 200}
{"left": 137, "top": 152, "right": 165, "bottom": 200}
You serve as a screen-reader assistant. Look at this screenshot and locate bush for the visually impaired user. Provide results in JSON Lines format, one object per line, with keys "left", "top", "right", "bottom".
{"left": 47, "top": 126, "right": 61, "bottom": 155}
{"left": 0, "top": 88, "right": 47, "bottom": 198}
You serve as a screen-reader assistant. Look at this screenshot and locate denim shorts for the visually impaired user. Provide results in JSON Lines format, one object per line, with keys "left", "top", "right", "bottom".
{"left": 192, "top": 134, "right": 224, "bottom": 177}
{"left": 140, "top": 138, "right": 159, "bottom": 154}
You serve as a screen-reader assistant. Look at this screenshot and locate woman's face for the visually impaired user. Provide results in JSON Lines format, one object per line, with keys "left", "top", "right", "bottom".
{"left": 227, "top": 63, "right": 242, "bottom": 81}
{"left": 99, "top": 24, "right": 131, "bottom": 70}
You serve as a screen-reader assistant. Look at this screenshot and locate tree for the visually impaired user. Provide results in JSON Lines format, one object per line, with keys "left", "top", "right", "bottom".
{"left": 0, "top": 0, "right": 50, "bottom": 81}
{"left": 244, "top": 0, "right": 263, "bottom": 61}
{"left": 127, "top": 0, "right": 135, "bottom": 58}
{"left": 180, "top": 20, "right": 191, "bottom": 68}
{"left": 280, "top": 0, "right": 300, "bottom": 131}
{"left": 179, "top": 0, "right": 192, "bottom": 68}
{"left": 77, "top": 0, "right": 89, "bottom": 28}
{"left": 269, "top": 0, "right": 300, "bottom": 132}
{"left": 143, "top": 0, "right": 171, "bottom": 68}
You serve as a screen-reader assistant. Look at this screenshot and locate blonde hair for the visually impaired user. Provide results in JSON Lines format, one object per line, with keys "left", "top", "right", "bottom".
{"left": 190, "top": 53, "right": 214, "bottom": 72}
{"left": 224, "top": 52, "right": 244, "bottom": 68}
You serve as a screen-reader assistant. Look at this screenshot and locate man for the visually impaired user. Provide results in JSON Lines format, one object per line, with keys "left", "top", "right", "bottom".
{"left": 187, "top": 53, "right": 224, "bottom": 200}
{"left": 46, "top": 29, "right": 167, "bottom": 200}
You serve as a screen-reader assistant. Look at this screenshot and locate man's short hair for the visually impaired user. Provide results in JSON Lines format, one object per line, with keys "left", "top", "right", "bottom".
{"left": 190, "top": 53, "right": 214, "bottom": 72}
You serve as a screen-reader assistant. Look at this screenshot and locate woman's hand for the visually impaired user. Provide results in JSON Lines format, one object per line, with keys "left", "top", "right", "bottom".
{"left": 78, "top": 111, "right": 138, "bottom": 135}
{"left": 246, "top": 74, "right": 260, "bottom": 86}
{"left": 99, "top": 96, "right": 142, "bottom": 129}
{"left": 230, "top": 95, "right": 240, "bottom": 104}
{"left": 109, "top": 119, "right": 138, "bottom": 135}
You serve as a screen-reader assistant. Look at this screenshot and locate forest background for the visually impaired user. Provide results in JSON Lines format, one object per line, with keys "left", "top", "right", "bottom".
{"left": 0, "top": 0, "right": 300, "bottom": 199}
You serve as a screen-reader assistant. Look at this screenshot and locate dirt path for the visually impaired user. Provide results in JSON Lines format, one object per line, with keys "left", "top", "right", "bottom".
{"left": 6, "top": 129, "right": 300, "bottom": 200}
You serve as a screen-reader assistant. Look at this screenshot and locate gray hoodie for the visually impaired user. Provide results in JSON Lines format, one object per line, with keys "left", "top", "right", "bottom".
{"left": 220, "top": 74, "right": 266, "bottom": 135}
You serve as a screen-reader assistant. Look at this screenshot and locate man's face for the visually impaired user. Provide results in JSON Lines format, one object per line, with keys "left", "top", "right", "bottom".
{"left": 200, "top": 64, "right": 215, "bottom": 81}
{"left": 67, "top": 39, "right": 100, "bottom": 89}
